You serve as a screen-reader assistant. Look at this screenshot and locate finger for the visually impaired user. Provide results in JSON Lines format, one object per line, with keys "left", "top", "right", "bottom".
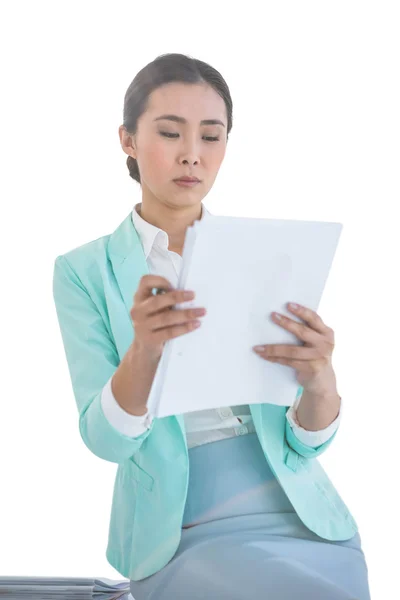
{"left": 263, "top": 356, "right": 328, "bottom": 374}
{"left": 135, "top": 288, "right": 195, "bottom": 319}
{"left": 271, "top": 312, "right": 320, "bottom": 344}
{"left": 286, "top": 303, "right": 334, "bottom": 339}
{"left": 152, "top": 320, "right": 202, "bottom": 345}
{"left": 262, "top": 357, "right": 305, "bottom": 368}
{"left": 148, "top": 305, "right": 206, "bottom": 331}
{"left": 253, "top": 344, "right": 321, "bottom": 360}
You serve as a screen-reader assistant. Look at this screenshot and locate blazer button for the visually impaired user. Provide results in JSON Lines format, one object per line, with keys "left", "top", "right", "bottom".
{"left": 220, "top": 407, "right": 233, "bottom": 419}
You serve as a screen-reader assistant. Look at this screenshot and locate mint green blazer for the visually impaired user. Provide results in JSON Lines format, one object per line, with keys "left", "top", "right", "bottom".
{"left": 52, "top": 211, "right": 358, "bottom": 581}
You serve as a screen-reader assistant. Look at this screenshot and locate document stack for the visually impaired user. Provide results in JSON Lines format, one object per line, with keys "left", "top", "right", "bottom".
{"left": 0, "top": 577, "right": 132, "bottom": 599}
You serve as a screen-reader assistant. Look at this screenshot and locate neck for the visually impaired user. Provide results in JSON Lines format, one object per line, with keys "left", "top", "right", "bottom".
{"left": 137, "top": 199, "right": 203, "bottom": 252}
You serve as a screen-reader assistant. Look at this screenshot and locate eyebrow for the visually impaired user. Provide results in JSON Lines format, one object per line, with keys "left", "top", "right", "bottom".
{"left": 154, "top": 114, "right": 225, "bottom": 127}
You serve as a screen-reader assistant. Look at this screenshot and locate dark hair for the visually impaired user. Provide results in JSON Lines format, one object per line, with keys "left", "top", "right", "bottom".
{"left": 122, "top": 53, "right": 233, "bottom": 184}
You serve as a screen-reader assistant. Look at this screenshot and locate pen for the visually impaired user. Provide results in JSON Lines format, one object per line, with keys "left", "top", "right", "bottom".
{"left": 153, "top": 287, "right": 175, "bottom": 309}
{"left": 153, "top": 288, "right": 168, "bottom": 296}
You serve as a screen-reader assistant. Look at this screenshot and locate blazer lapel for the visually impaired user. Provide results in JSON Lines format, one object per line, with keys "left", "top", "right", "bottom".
{"left": 107, "top": 212, "right": 149, "bottom": 356}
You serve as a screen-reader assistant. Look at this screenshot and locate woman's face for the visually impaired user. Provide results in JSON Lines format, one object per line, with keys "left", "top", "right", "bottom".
{"left": 120, "top": 82, "right": 228, "bottom": 210}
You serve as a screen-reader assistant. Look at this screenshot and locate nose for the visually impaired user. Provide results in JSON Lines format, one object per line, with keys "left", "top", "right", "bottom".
{"left": 180, "top": 156, "right": 199, "bottom": 166}
{"left": 179, "top": 143, "right": 200, "bottom": 167}
{"left": 178, "top": 134, "right": 201, "bottom": 167}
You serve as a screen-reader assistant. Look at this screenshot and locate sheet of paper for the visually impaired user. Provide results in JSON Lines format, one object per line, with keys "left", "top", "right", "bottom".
{"left": 0, "top": 576, "right": 130, "bottom": 599}
{"left": 146, "top": 216, "right": 342, "bottom": 418}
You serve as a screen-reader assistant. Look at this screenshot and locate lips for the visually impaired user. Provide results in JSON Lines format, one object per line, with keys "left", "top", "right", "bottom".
{"left": 174, "top": 177, "right": 200, "bottom": 182}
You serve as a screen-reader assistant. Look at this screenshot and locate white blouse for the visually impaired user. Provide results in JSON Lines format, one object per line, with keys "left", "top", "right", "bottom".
{"left": 101, "top": 203, "right": 342, "bottom": 449}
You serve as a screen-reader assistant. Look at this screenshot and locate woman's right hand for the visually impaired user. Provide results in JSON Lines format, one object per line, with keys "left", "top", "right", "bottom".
{"left": 130, "top": 275, "right": 206, "bottom": 360}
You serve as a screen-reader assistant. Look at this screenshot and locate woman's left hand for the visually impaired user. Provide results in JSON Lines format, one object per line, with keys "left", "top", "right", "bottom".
{"left": 252, "top": 302, "right": 338, "bottom": 395}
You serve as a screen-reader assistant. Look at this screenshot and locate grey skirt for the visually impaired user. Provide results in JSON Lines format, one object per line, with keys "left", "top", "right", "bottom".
{"left": 130, "top": 432, "right": 371, "bottom": 599}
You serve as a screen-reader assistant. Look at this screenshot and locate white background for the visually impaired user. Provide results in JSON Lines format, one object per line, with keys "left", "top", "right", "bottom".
{"left": 1, "top": 1, "right": 399, "bottom": 597}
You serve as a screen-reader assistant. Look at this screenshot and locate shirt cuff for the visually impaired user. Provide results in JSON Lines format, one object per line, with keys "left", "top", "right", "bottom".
{"left": 286, "top": 394, "right": 343, "bottom": 448}
{"left": 100, "top": 374, "right": 153, "bottom": 437}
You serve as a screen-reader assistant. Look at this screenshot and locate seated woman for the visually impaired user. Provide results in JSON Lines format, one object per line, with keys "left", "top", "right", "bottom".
{"left": 53, "top": 52, "right": 371, "bottom": 600}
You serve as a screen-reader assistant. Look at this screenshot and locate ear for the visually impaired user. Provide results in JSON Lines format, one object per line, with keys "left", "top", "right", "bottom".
{"left": 118, "top": 125, "right": 137, "bottom": 159}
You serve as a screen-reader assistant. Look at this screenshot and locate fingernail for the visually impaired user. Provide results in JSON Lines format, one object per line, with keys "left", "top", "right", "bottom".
{"left": 253, "top": 346, "right": 265, "bottom": 352}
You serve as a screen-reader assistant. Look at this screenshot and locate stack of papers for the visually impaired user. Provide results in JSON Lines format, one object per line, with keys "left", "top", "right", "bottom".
{"left": 146, "top": 215, "right": 342, "bottom": 418}
{"left": 0, "top": 577, "right": 132, "bottom": 599}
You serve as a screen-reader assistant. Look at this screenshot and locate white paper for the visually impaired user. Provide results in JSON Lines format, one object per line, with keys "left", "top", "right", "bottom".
{"left": 0, "top": 576, "right": 130, "bottom": 599}
{"left": 146, "top": 215, "right": 342, "bottom": 418}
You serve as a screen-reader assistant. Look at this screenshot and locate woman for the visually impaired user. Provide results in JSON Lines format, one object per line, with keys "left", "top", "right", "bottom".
{"left": 53, "top": 53, "right": 371, "bottom": 599}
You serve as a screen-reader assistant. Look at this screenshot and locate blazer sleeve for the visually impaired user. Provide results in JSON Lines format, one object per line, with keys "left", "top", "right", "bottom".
{"left": 52, "top": 254, "right": 154, "bottom": 464}
{"left": 285, "top": 385, "right": 339, "bottom": 459}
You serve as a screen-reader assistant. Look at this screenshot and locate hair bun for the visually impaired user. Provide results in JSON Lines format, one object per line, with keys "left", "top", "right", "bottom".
{"left": 127, "top": 156, "right": 141, "bottom": 183}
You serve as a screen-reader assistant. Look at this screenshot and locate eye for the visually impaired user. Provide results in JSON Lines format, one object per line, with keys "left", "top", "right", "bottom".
{"left": 159, "top": 132, "right": 220, "bottom": 142}
{"left": 159, "top": 132, "right": 179, "bottom": 139}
